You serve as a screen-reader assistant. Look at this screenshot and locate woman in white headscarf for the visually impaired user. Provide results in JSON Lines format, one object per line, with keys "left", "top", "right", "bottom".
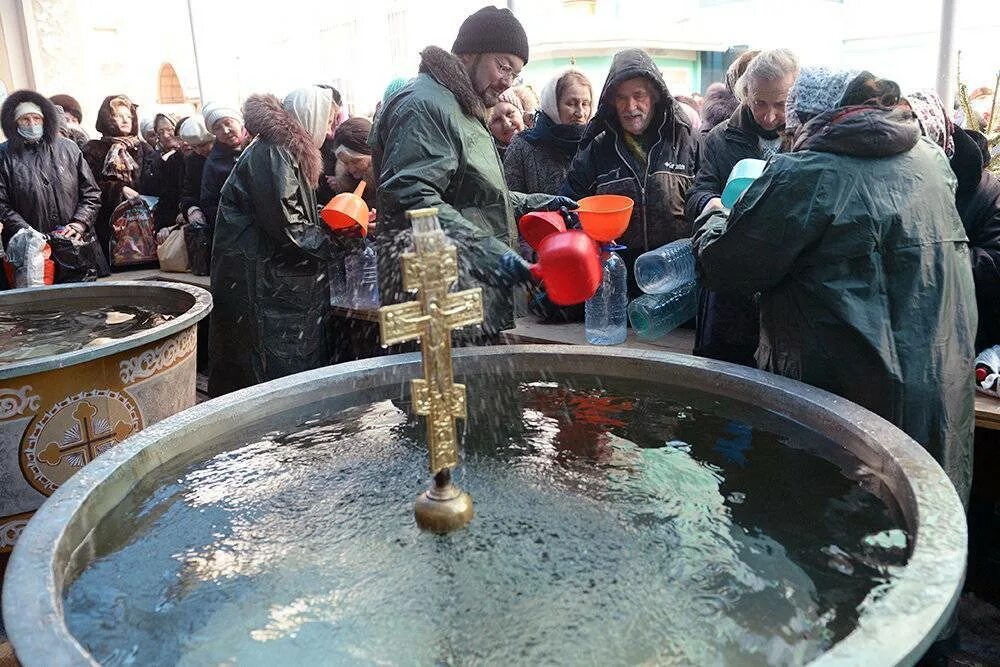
{"left": 208, "top": 86, "right": 359, "bottom": 396}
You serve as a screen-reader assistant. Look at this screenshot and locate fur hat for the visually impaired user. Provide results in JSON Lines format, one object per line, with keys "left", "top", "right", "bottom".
{"left": 49, "top": 94, "right": 82, "bottom": 122}
{"left": 452, "top": 6, "right": 529, "bottom": 64}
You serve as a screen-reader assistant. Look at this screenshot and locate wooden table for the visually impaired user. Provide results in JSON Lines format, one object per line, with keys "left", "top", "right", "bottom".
{"left": 976, "top": 394, "right": 1000, "bottom": 431}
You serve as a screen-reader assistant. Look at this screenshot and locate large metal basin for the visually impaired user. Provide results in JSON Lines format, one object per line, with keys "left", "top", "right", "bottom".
{"left": 3, "top": 347, "right": 965, "bottom": 665}
{"left": 0, "top": 281, "right": 211, "bottom": 553}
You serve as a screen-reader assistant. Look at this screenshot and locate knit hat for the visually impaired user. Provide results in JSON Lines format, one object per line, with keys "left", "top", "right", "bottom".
{"left": 49, "top": 94, "right": 82, "bottom": 122}
{"left": 177, "top": 115, "right": 214, "bottom": 145}
{"left": 497, "top": 88, "right": 524, "bottom": 111}
{"left": 905, "top": 89, "right": 955, "bottom": 158}
{"left": 13, "top": 101, "right": 43, "bottom": 120}
{"left": 332, "top": 116, "right": 373, "bottom": 155}
{"left": 452, "top": 6, "right": 529, "bottom": 65}
{"left": 202, "top": 102, "right": 243, "bottom": 131}
{"left": 785, "top": 66, "right": 862, "bottom": 133}
{"left": 382, "top": 77, "right": 408, "bottom": 103}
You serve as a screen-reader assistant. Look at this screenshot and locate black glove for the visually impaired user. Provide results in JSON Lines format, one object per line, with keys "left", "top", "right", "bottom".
{"left": 497, "top": 250, "right": 535, "bottom": 288}
{"left": 531, "top": 195, "right": 578, "bottom": 212}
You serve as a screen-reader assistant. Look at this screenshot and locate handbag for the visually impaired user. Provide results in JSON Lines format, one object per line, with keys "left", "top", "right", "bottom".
{"left": 157, "top": 224, "right": 189, "bottom": 273}
{"left": 48, "top": 232, "right": 111, "bottom": 282}
{"left": 110, "top": 197, "right": 158, "bottom": 267}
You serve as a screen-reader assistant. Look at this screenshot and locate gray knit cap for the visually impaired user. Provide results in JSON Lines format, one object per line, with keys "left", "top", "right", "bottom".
{"left": 785, "top": 66, "right": 862, "bottom": 133}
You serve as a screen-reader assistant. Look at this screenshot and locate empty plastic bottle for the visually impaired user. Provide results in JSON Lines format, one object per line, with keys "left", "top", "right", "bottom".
{"left": 634, "top": 237, "right": 696, "bottom": 295}
{"left": 585, "top": 246, "right": 627, "bottom": 345}
{"left": 354, "top": 241, "right": 381, "bottom": 308}
{"left": 628, "top": 280, "right": 698, "bottom": 341}
{"left": 328, "top": 259, "right": 347, "bottom": 306}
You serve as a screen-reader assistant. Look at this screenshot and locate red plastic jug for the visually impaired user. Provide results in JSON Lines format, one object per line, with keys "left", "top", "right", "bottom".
{"left": 518, "top": 211, "right": 567, "bottom": 250}
{"left": 529, "top": 230, "right": 601, "bottom": 306}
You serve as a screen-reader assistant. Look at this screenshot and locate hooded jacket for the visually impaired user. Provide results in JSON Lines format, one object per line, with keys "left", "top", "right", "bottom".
{"left": 561, "top": 49, "right": 697, "bottom": 295}
{"left": 0, "top": 90, "right": 101, "bottom": 243}
{"left": 372, "top": 46, "right": 531, "bottom": 337}
{"left": 208, "top": 91, "right": 351, "bottom": 396}
{"left": 951, "top": 127, "right": 1000, "bottom": 350}
{"left": 695, "top": 106, "right": 977, "bottom": 505}
{"left": 82, "top": 94, "right": 151, "bottom": 255}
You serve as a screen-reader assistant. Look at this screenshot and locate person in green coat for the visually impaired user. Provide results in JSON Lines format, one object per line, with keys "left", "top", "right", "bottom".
{"left": 695, "top": 68, "right": 978, "bottom": 506}
{"left": 208, "top": 86, "right": 357, "bottom": 397}
{"left": 372, "top": 6, "right": 576, "bottom": 341}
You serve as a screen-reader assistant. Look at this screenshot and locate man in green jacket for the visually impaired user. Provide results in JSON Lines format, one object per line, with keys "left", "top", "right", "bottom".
{"left": 372, "top": 6, "right": 574, "bottom": 341}
{"left": 695, "top": 68, "right": 978, "bottom": 506}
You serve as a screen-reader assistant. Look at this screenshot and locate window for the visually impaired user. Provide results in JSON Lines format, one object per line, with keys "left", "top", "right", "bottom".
{"left": 157, "top": 63, "right": 185, "bottom": 104}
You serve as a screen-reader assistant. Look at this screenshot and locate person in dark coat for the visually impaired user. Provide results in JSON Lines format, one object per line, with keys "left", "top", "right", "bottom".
{"left": 504, "top": 68, "right": 593, "bottom": 196}
{"left": 175, "top": 115, "right": 214, "bottom": 224}
{"left": 140, "top": 112, "right": 184, "bottom": 229}
{"left": 49, "top": 93, "right": 89, "bottom": 149}
{"left": 561, "top": 48, "right": 697, "bottom": 297}
{"left": 905, "top": 89, "right": 1000, "bottom": 351}
{"left": 685, "top": 49, "right": 799, "bottom": 367}
{"left": 695, "top": 67, "right": 977, "bottom": 506}
{"left": 329, "top": 117, "right": 375, "bottom": 207}
{"left": 200, "top": 102, "right": 246, "bottom": 227}
{"left": 82, "top": 94, "right": 150, "bottom": 257}
{"left": 0, "top": 90, "right": 101, "bottom": 256}
{"left": 372, "top": 6, "right": 576, "bottom": 340}
{"left": 208, "top": 87, "right": 356, "bottom": 396}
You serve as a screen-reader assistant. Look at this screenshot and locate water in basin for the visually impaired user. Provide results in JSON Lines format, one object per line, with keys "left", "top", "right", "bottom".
{"left": 0, "top": 304, "right": 183, "bottom": 363}
{"left": 63, "top": 375, "right": 908, "bottom": 666}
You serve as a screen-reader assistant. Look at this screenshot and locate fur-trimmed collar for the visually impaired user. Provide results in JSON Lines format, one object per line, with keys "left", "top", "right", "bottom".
{"left": 418, "top": 46, "right": 486, "bottom": 122}
{"left": 242, "top": 93, "right": 322, "bottom": 187}
{"left": 0, "top": 89, "right": 60, "bottom": 150}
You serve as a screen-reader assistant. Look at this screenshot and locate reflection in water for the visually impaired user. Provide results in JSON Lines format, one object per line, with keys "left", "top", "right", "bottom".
{"left": 64, "top": 379, "right": 908, "bottom": 666}
{"left": 0, "top": 304, "right": 181, "bottom": 363}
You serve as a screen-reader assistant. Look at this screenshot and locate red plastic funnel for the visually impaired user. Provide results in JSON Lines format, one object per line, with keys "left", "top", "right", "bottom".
{"left": 321, "top": 181, "right": 370, "bottom": 237}
{"left": 519, "top": 211, "right": 567, "bottom": 250}
{"left": 529, "top": 230, "right": 601, "bottom": 306}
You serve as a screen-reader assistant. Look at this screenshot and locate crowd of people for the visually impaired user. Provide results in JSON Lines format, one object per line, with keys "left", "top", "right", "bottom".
{"left": 1, "top": 6, "right": 998, "bottom": 522}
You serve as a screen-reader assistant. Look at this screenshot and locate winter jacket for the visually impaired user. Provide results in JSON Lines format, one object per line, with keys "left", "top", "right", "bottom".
{"left": 561, "top": 48, "right": 697, "bottom": 296}
{"left": 179, "top": 152, "right": 207, "bottom": 221}
{"left": 504, "top": 132, "right": 572, "bottom": 197}
{"left": 0, "top": 90, "right": 101, "bottom": 244}
{"left": 201, "top": 141, "right": 241, "bottom": 227}
{"left": 141, "top": 147, "right": 184, "bottom": 229}
{"left": 686, "top": 105, "right": 785, "bottom": 367}
{"left": 208, "top": 92, "right": 355, "bottom": 397}
{"left": 82, "top": 95, "right": 150, "bottom": 256}
{"left": 373, "top": 46, "right": 536, "bottom": 337}
{"left": 695, "top": 105, "right": 977, "bottom": 506}
{"left": 951, "top": 127, "right": 1000, "bottom": 350}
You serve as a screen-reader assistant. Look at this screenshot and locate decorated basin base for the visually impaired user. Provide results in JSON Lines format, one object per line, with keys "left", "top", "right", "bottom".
{"left": 3, "top": 347, "right": 966, "bottom": 666}
{"left": 0, "top": 281, "right": 212, "bottom": 552}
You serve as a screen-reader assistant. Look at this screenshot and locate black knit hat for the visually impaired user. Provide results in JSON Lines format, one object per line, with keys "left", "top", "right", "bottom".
{"left": 452, "top": 6, "right": 529, "bottom": 65}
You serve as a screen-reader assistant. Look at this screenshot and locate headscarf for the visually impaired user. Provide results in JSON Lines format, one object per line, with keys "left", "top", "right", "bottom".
{"left": 283, "top": 86, "right": 333, "bottom": 149}
{"left": 521, "top": 69, "right": 591, "bottom": 158}
{"left": 95, "top": 95, "right": 140, "bottom": 182}
{"left": 785, "top": 66, "right": 862, "bottom": 134}
{"left": 905, "top": 89, "right": 955, "bottom": 158}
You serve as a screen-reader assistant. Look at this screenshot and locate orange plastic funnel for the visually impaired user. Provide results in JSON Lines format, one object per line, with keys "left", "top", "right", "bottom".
{"left": 576, "top": 194, "right": 633, "bottom": 243}
{"left": 321, "top": 181, "right": 369, "bottom": 236}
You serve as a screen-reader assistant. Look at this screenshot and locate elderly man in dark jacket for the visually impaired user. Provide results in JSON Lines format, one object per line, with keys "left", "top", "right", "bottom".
{"left": 561, "top": 48, "right": 697, "bottom": 297}
{"left": 0, "top": 90, "right": 101, "bottom": 258}
{"left": 685, "top": 49, "right": 799, "bottom": 367}
{"left": 373, "top": 6, "right": 574, "bottom": 340}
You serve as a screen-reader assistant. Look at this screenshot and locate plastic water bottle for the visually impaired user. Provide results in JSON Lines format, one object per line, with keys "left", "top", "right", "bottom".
{"left": 328, "top": 259, "right": 347, "bottom": 306}
{"left": 634, "top": 238, "right": 696, "bottom": 295}
{"left": 355, "top": 242, "right": 380, "bottom": 308}
{"left": 628, "top": 280, "right": 697, "bottom": 341}
{"left": 585, "top": 246, "right": 627, "bottom": 345}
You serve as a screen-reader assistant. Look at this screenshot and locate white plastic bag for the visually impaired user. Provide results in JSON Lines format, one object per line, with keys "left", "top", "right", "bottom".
{"left": 7, "top": 227, "right": 48, "bottom": 287}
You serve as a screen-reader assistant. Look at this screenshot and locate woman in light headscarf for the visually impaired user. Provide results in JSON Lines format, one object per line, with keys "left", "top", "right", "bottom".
{"left": 207, "top": 86, "right": 359, "bottom": 396}
{"left": 82, "top": 94, "right": 151, "bottom": 256}
{"left": 906, "top": 89, "right": 1000, "bottom": 350}
{"left": 695, "top": 67, "right": 977, "bottom": 508}
{"left": 503, "top": 69, "right": 593, "bottom": 195}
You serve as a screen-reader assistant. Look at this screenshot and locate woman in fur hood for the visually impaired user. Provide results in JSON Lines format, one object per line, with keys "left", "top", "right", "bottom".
{"left": 207, "top": 86, "right": 358, "bottom": 397}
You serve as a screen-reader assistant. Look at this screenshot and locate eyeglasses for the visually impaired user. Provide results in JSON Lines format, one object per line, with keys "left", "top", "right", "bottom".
{"left": 494, "top": 57, "right": 519, "bottom": 84}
